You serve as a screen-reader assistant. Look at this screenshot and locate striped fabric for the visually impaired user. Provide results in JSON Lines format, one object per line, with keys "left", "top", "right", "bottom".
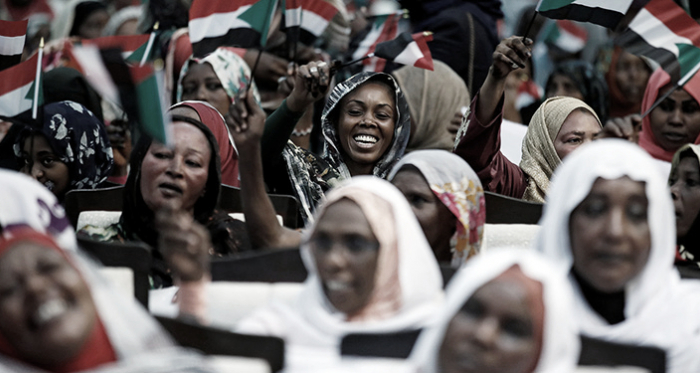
{"left": 536, "top": 0, "right": 633, "bottom": 29}
{"left": 0, "top": 20, "right": 27, "bottom": 71}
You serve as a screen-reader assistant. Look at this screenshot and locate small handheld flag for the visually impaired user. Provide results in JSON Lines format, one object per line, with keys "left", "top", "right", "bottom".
{"left": 0, "top": 20, "right": 27, "bottom": 71}
{"left": 0, "top": 52, "right": 40, "bottom": 117}
{"left": 189, "top": 0, "right": 278, "bottom": 58}
{"left": 139, "top": 22, "right": 159, "bottom": 66}
{"left": 535, "top": 0, "right": 634, "bottom": 29}
{"left": 373, "top": 32, "right": 434, "bottom": 71}
{"left": 284, "top": 0, "right": 340, "bottom": 46}
{"left": 347, "top": 10, "right": 409, "bottom": 73}
{"left": 129, "top": 62, "right": 171, "bottom": 145}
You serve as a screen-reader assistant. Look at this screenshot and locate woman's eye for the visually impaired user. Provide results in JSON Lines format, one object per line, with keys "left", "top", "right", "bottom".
{"left": 626, "top": 202, "right": 648, "bottom": 222}
{"left": 686, "top": 177, "right": 700, "bottom": 187}
{"left": 409, "top": 194, "right": 429, "bottom": 207}
{"left": 207, "top": 83, "right": 223, "bottom": 91}
{"left": 582, "top": 200, "right": 606, "bottom": 217}
{"left": 153, "top": 152, "right": 170, "bottom": 159}
{"left": 310, "top": 235, "right": 332, "bottom": 252}
{"left": 0, "top": 285, "right": 18, "bottom": 299}
{"left": 503, "top": 318, "right": 532, "bottom": 338}
{"left": 460, "top": 298, "right": 484, "bottom": 318}
{"left": 182, "top": 85, "right": 196, "bottom": 95}
{"left": 185, "top": 159, "right": 202, "bottom": 167}
{"left": 565, "top": 137, "right": 582, "bottom": 144}
{"left": 40, "top": 157, "right": 54, "bottom": 167}
{"left": 346, "top": 235, "right": 378, "bottom": 252}
{"left": 682, "top": 102, "right": 700, "bottom": 114}
{"left": 659, "top": 100, "right": 675, "bottom": 112}
{"left": 348, "top": 109, "right": 362, "bottom": 116}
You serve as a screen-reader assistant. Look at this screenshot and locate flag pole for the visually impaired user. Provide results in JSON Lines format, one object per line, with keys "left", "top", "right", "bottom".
{"left": 32, "top": 37, "right": 44, "bottom": 120}
{"left": 140, "top": 21, "right": 159, "bottom": 66}
{"left": 522, "top": 10, "right": 539, "bottom": 40}
{"left": 336, "top": 53, "right": 374, "bottom": 70}
{"left": 642, "top": 62, "right": 700, "bottom": 118}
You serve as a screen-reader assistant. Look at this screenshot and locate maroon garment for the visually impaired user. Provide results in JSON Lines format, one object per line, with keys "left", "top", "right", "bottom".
{"left": 453, "top": 93, "right": 527, "bottom": 198}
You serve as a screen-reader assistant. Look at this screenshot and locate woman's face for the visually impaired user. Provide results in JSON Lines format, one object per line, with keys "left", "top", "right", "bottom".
{"left": 391, "top": 167, "right": 456, "bottom": 262}
{"left": 615, "top": 51, "right": 650, "bottom": 105}
{"left": 180, "top": 63, "right": 231, "bottom": 116}
{"left": 438, "top": 278, "right": 541, "bottom": 373}
{"left": 20, "top": 134, "right": 70, "bottom": 199}
{"left": 308, "top": 199, "right": 380, "bottom": 316}
{"left": 0, "top": 242, "right": 97, "bottom": 367}
{"left": 77, "top": 9, "right": 109, "bottom": 39}
{"left": 337, "top": 82, "right": 396, "bottom": 175}
{"left": 670, "top": 155, "right": 700, "bottom": 239}
{"left": 569, "top": 177, "right": 651, "bottom": 293}
{"left": 140, "top": 121, "right": 211, "bottom": 214}
{"left": 546, "top": 74, "right": 584, "bottom": 101}
{"left": 553, "top": 109, "right": 601, "bottom": 160}
{"left": 649, "top": 88, "right": 700, "bottom": 153}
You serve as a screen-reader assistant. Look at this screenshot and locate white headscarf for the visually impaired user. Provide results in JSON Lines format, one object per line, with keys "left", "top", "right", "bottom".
{"left": 237, "top": 177, "right": 443, "bottom": 371}
{"left": 409, "top": 249, "right": 580, "bottom": 373}
{"left": 388, "top": 150, "right": 486, "bottom": 267}
{"left": 535, "top": 139, "right": 700, "bottom": 373}
{"left": 0, "top": 169, "right": 77, "bottom": 251}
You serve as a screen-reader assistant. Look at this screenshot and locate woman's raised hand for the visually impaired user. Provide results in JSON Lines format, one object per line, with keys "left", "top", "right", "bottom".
{"left": 285, "top": 61, "right": 332, "bottom": 112}
{"left": 226, "top": 91, "right": 267, "bottom": 148}
{"left": 599, "top": 114, "right": 643, "bottom": 143}
{"left": 155, "top": 198, "right": 211, "bottom": 283}
{"left": 490, "top": 36, "right": 533, "bottom": 81}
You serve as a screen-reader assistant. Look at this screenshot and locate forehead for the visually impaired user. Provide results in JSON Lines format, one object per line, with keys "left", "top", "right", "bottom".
{"left": 0, "top": 242, "right": 66, "bottom": 272}
{"left": 183, "top": 62, "right": 218, "bottom": 81}
{"left": 342, "top": 81, "right": 395, "bottom": 105}
{"left": 169, "top": 121, "right": 211, "bottom": 152}
{"left": 470, "top": 277, "right": 536, "bottom": 316}
{"left": 678, "top": 154, "right": 700, "bottom": 172}
{"left": 391, "top": 167, "right": 430, "bottom": 191}
{"left": 665, "top": 87, "right": 697, "bottom": 104}
{"left": 23, "top": 134, "right": 54, "bottom": 153}
{"left": 588, "top": 176, "right": 646, "bottom": 196}
{"left": 315, "top": 199, "right": 372, "bottom": 234}
{"left": 559, "top": 109, "right": 600, "bottom": 134}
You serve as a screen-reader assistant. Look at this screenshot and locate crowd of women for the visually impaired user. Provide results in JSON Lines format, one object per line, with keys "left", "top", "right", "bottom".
{"left": 2, "top": 0, "right": 700, "bottom": 372}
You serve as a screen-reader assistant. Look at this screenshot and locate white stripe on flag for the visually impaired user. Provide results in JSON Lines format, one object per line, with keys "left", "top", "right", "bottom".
{"left": 0, "top": 81, "right": 33, "bottom": 117}
{"left": 393, "top": 41, "right": 424, "bottom": 66}
{"left": 0, "top": 35, "right": 25, "bottom": 56}
{"left": 352, "top": 26, "right": 383, "bottom": 60}
{"left": 71, "top": 45, "right": 121, "bottom": 106}
{"left": 286, "top": 7, "right": 301, "bottom": 28}
{"left": 571, "top": 0, "right": 632, "bottom": 13}
{"left": 557, "top": 28, "right": 586, "bottom": 53}
{"left": 629, "top": 7, "right": 692, "bottom": 58}
{"left": 301, "top": 9, "right": 331, "bottom": 36}
{"left": 189, "top": 6, "right": 252, "bottom": 44}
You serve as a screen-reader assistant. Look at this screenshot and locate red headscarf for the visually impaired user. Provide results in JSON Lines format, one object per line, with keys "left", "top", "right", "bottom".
{"left": 0, "top": 228, "right": 117, "bottom": 372}
{"left": 639, "top": 67, "right": 700, "bottom": 162}
{"left": 606, "top": 46, "right": 649, "bottom": 118}
{"left": 170, "top": 101, "right": 240, "bottom": 187}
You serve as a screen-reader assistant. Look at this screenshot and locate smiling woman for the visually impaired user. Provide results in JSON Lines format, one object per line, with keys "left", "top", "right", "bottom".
{"left": 536, "top": 139, "right": 700, "bottom": 373}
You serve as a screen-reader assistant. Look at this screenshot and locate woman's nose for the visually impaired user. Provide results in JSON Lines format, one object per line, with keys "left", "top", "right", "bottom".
{"left": 472, "top": 317, "right": 499, "bottom": 348}
{"left": 30, "top": 164, "right": 44, "bottom": 180}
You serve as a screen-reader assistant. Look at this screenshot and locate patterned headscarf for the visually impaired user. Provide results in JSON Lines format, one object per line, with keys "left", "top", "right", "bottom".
{"left": 176, "top": 47, "right": 261, "bottom": 106}
{"left": 388, "top": 150, "right": 485, "bottom": 267}
{"left": 546, "top": 60, "right": 609, "bottom": 124}
{"left": 520, "top": 96, "right": 601, "bottom": 203}
{"left": 15, "top": 100, "right": 114, "bottom": 192}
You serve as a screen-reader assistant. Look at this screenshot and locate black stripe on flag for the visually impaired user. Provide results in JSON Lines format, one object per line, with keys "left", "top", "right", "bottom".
{"left": 192, "top": 28, "right": 260, "bottom": 58}
{"left": 374, "top": 33, "right": 413, "bottom": 61}
{"left": 0, "top": 54, "right": 22, "bottom": 72}
{"left": 540, "top": 4, "right": 625, "bottom": 29}
{"left": 614, "top": 30, "right": 681, "bottom": 81}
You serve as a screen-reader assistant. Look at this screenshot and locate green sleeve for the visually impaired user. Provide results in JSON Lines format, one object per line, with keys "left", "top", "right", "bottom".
{"left": 260, "top": 99, "right": 305, "bottom": 169}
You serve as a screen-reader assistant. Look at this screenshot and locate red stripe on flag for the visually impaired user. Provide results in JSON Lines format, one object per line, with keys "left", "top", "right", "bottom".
{"left": 0, "top": 20, "right": 28, "bottom": 38}
{"left": 305, "top": 0, "right": 339, "bottom": 21}
{"left": 129, "top": 64, "right": 153, "bottom": 86}
{"left": 364, "top": 13, "right": 401, "bottom": 71}
{"left": 557, "top": 20, "right": 587, "bottom": 41}
{"left": 82, "top": 34, "right": 150, "bottom": 53}
{"left": 285, "top": 0, "right": 300, "bottom": 10}
{"left": 412, "top": 32, "right": 434, "bottom": 71}
{"left": 190, "top": 0, "right": 257, "bottom": 20}
{"left": 644, "top": 0, "right": 700, "bottom": 44}
{"left": 0, "top": 53, "right": 37, "bottom": 94}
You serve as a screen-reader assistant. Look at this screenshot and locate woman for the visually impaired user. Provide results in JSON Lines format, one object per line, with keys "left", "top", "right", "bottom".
{"left": 81, "top": 112, "right": 249, "bottom": 288}
{"left": 15, "top": 100, "right": 114, "bottom": 202}
{"left": 638, "top": 68, "right": 700, "bottom": 162}
{"left": 236, "top": 177, "right": 443, "bottom": 371}
{"left": 391, "top": 61, "right": 470, "bottom": 152}
{"left": 170, "top": 100, "right": 240, "bottom": 187}
{"left": 177, "top": 47, "right": 260, "bottom": 117}
{"left": 536, "top": 139, "right": 700, "bottom": 373}
{"left": 521, "top": 60, "right": 609, "bottom": 125}
{"left": 454, "top": 36, "right": 602, "bottom": 202}
{"left": 52, "top": 0, "right": 109, "bottom": 40}
{"left": 410, "top": 249, "right": 579, "bottom": 373}
{"left": 670, "top": 144, "right": 700, "bottom": 267}
{"left": 0, "top": 227, "right": 222, "bottom": 372}
{"left": 388, "top": 150, "right": 485, "bottom": 266}
{"left": 605, "top": 47, "right": 651, "bottom": 119}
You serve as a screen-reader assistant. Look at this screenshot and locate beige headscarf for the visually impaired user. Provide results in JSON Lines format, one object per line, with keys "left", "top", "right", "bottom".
{"left": 392, "top": 60, "right": 470, "bottom": 152}
{"left": 520, "top": 97, "right": 601, "bottom": 202}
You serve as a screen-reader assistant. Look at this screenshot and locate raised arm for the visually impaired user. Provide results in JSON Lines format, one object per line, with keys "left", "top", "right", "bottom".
{"left": 228, "top": 90, "right": 302, "bottom": 249}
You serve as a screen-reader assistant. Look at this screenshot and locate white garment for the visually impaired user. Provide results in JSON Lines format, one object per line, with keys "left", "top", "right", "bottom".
{"left": 237, "top": 177, "right": 444, "bottom": 372}
{"left": 0, "top": 169, "right": 77, "bottom": 251}
{"left": 409, "top": 249, "right": 580, "bottom": 373}
{"left": 535, "top": 139, "right": 700, "bottom": 373}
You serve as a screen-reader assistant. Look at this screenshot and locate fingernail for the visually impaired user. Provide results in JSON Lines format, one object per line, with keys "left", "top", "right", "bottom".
{"left": 512, "top": 63, "right": 519, "bottom": 69}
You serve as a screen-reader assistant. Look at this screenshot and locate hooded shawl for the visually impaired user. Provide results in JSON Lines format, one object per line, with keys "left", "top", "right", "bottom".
{"left": 170, "top": 100, "right": 240, "bottom": 187}
{"left": 392, "top": 60, "right": 470, "bottom": 152}
{"left": 388, "top": 150, "right": 485, "bottom": 267}
{"left": 236, "top": 177, "right": 443, "bottom": 371}
{"left": 639, "top": 68, "right": 700, "bottom": 162}
{"left": 536, "top": 139, "right": 700, "bottom": 373}
{"left": 410, "top": 249, "right": 580, "bottom": 373}
{"left": 0, "top": 228, "right": 223, "bottom": 373}
{"left": 0, "top": 169, "right": 77, "bottom": 251}
{"left": 670, "top": 144, "right": 700, "bottom": 261}
{"left": 281, "top": 72, "right": 411, "bottom": 224}
{"left": 520, "top": 96, "right": 601, "bottom": 203}
{"left": 14, "top": 100, "right": 114, "bottom": 193}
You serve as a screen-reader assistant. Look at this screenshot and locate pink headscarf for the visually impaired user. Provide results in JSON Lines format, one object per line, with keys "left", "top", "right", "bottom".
{"left": 639, "top": 67, "right": 700, "bottom": 162}
{"left": 170, "top": 101, "right": 240, "bottom": 187}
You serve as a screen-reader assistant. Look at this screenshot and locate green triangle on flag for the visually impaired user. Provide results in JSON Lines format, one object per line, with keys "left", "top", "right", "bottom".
{"left": 24, "top": 73, "right": 44, "bottom": 113}
{"left": 130, "top": 65, "right": 169, "bottom": 145}
{"left": 676, "top": 43, "right": 700, "bottom": 78}
{"left": 238, "top": 0, "right": 277, "bottom": 47}
{"left": 537, "top": 0, "right": 576, "bottom": 12}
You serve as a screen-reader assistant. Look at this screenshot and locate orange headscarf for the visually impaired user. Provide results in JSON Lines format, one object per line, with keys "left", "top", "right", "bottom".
{"left": 639, "top": 67, "right": 700, "bottom": 162}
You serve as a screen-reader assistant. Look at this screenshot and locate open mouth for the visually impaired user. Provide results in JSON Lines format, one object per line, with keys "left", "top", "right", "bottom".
{"left": 663, "top": 132, "right": 686, "bottom": 143}
{"left": 30, "top": 298, "right": 69, "bottom": 330}
{"left": 159, "top": 182, "right": 183, "bottom": 195}
{"left": 353, "top": 134, "right": 379, "bottom": 149}
{"left": 44, "top": 180, "right": 55, "bottom": 191}
{"left": 325, "top": 279, "right": 352, "bottom": 292}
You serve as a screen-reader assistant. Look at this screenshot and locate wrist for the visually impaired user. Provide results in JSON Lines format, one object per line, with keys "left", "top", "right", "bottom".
{"left": 286, "top": 94, "right": 309, "bottom": 113}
